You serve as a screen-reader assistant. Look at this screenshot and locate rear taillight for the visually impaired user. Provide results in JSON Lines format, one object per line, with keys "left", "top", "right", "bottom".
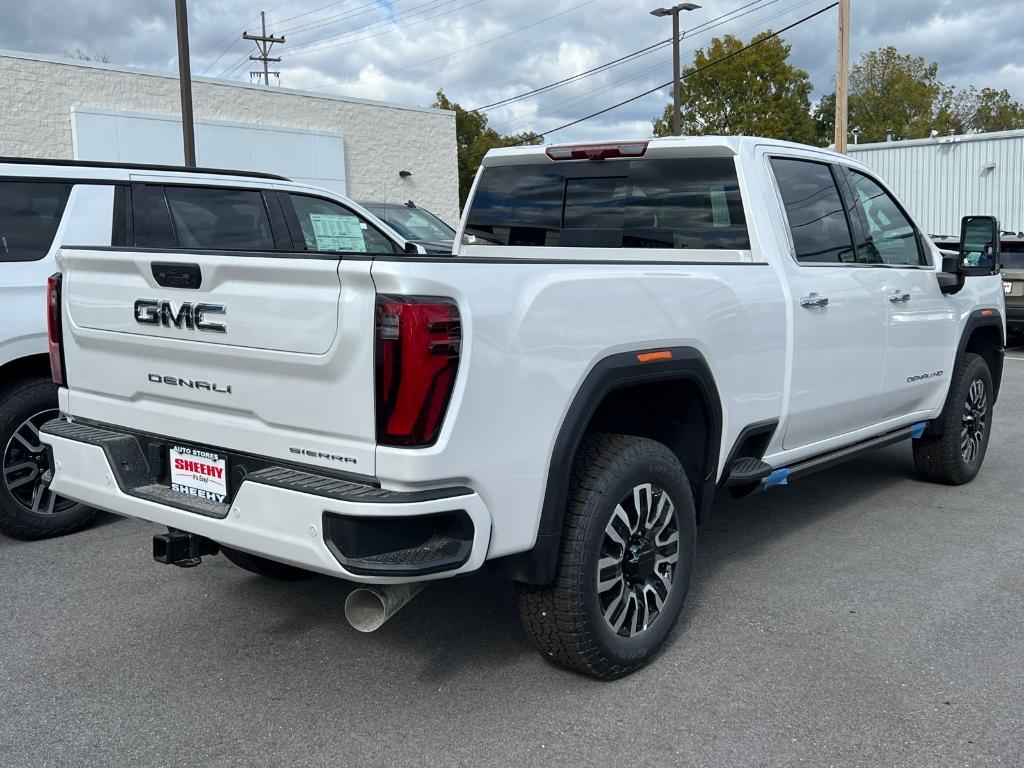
{"left": 375, "top": 296, "right": 461, "bottom": 447}
{"left": 47, "top": 273, "right": 67, "bottom": 386}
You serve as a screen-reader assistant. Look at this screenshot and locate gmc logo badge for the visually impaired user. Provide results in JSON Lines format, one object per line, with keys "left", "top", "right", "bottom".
{"left": 134, "top": 300, "right": 227, "bottom": 333}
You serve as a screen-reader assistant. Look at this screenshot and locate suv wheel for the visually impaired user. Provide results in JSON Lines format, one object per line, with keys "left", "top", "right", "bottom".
{"left": 913, "top": 352, "right": 993, "bottom": 485}
{"left": 0, "top": 378, "right": 99, "bottom": 540}
{"left": 517, "top": 434, "right": 696, "bottom": 679}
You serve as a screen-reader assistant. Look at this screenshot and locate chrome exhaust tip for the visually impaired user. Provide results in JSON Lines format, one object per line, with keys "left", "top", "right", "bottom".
{"left": 344, "top": 582, "right": 426, "bottom": 633}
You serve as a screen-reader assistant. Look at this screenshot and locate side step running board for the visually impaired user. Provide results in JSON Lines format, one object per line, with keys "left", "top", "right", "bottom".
{"left": 763, "top": 421, "right": 927, "bottom": 489}
{"left": 725, "top": 457, "right": 774, "bottom": 487}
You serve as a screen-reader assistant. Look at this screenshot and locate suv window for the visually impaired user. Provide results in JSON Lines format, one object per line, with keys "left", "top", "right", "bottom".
{"left": 844, "top": 169, "right": 924, "bottom": 266}
{"left": 770, "top": 158, "right": 855, "bottom": 264}
{"left": 288, "top": 194, "right": 396, "bottom": 254}
{"left": 1002, "top": 241, "right": 1024, "bottom": 269}
{"left": 132, "top": 184, "right": 176, "bottom": 248}
{"left": 166, "top": 186, "right": 274, "bottom": 250}
{"left": 132, "top": 185, "right": 276, "bottom": 251}
{"left": 0, "top": 180, "right": 72, "bottom": 262}
{"left": 464, "top": 158, "right": 750, "bottom": 250}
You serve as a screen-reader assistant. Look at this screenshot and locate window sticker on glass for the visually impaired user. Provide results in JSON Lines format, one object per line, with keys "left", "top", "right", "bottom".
{"left": 710, "top": 185, "right": 731, "bottom": 228}
{"left": 309, "top": 213, "right": 367, "bottom": 252}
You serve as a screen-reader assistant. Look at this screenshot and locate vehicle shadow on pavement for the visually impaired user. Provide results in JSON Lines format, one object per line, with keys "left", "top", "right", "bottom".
{"left": 205, "top": 443, "right": 925, "bottom": 685}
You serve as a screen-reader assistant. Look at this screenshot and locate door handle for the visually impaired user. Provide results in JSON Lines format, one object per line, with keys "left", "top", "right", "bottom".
{"left": 800, "top": 293, "right": 829, "bottom": 308}
{"left": 888, "top": 291, "right": 911, "bottom": 303}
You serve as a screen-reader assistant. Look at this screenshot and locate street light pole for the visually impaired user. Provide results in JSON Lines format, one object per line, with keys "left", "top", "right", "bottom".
{"left": 174, "top": 0, "right": 197, "bottom": 167}
{"left": 651, "top": 3, "right": 701, "bottom": 137}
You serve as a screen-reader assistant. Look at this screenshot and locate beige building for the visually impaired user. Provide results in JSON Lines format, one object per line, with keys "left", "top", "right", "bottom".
{"left": 0, "top": 49, "right": 460, "bottom": 224}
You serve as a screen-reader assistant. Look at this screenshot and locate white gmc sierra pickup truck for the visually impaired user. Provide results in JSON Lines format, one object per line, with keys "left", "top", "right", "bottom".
{"left": 41, "top": 137, "right": 1006, "bottom": 679}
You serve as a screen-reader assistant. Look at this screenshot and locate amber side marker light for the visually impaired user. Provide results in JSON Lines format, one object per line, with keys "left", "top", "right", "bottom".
{"left": 636, "top": 350, "right": 673, "bottom": 363}
{"left": 980, "top": 309, "right": 994, "bottom": 316}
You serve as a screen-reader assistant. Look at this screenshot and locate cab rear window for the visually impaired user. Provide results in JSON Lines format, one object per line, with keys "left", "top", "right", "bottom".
{"left": 464, "top": 157, "right": 749, "bottom": 250}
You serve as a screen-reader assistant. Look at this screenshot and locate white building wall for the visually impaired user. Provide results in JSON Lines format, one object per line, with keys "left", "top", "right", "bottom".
{"left": 0, "top": 50, "right": 460, "bottom": 225}
{"left": 850, "top": 130, "right": 1024, "bottom": 237}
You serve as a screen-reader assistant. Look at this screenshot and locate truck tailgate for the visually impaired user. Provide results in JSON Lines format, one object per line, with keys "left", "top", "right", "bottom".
{"left": 57, "top": 249, "right": 378, "bottom": 477}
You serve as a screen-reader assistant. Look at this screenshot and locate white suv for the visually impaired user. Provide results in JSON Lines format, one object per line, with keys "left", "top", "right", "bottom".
{"left": 0, "top": 157, "right": 417, "bottom": 539}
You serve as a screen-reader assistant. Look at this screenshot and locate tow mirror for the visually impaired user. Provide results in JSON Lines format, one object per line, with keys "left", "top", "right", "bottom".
{"left": 958, "top": 215, "right": 1001, "bottom": 276}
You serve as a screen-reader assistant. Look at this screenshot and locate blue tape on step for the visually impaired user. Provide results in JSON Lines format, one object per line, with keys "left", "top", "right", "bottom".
{"left": 763, "top": 468, "right": 789, "bottom": 488}
{"left": 910, "top": 422, "right": 927, "bottom": 439}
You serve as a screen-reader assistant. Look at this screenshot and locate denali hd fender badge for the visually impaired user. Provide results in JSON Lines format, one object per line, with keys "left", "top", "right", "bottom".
{"left": 907, "top": 370, "right": 944, "bottom": 383}
{"left": 148, "top": 374, "right": 232, "bottom": 394}
{"left": 135, "top": 299, "right": 227, "bottom": 333}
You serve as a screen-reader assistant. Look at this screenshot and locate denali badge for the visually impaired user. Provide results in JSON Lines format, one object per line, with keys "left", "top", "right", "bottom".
{"left": 148, "top": 373, "right": 232, "bottom": 394}
{"left": 135, "top": 299, "right": 227, "bottom": 333}
{"left": 907, "top": 370, "right": 943, "bottom": 383}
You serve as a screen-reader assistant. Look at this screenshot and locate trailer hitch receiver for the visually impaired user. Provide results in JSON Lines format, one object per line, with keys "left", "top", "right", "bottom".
{"left": 153, "top": 530, "right": 219, "bottom": 568}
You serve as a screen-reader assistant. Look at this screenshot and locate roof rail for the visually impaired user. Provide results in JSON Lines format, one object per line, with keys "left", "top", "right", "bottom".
{"left": 0, "top": 156, "right": 290, "bottom": 181}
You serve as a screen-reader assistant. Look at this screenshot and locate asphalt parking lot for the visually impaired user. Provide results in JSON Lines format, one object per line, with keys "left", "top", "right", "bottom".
{"left": 2, "top": 343, "right": 1022, "bottom": 768}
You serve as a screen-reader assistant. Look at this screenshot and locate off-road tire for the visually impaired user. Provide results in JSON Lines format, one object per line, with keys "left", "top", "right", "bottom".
{"left": 220, "top": 545, "right": 316, "bottom": 581}
{"left": 517, "top": 433, "right": 697, "bottom": 680}
{"left": 0, "top": 377, "right": 99, "bottom": 540}
{"left": 913, "top": 352, "right": 993, "bottom": 485}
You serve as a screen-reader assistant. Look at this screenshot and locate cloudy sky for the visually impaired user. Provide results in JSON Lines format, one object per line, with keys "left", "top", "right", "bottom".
{"left": 1, "top": 0, "right": 1021, "bottom": 142}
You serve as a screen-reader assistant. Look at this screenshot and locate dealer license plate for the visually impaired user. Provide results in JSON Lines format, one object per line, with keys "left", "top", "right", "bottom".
{"left": 169, "top": 445, "right": 229, "bottom": 504}
{"left": 1005, "top": 280, "right": 1013, "bottom": 295}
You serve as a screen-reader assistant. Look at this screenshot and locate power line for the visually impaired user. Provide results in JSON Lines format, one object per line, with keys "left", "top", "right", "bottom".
{"left": 277, "top": 0, "right": 407, "bottom": 37}
{"left": 488, "top": 0, "right": 821, "bottom": 133}
{"left": 474, "top": 0, "right": 773, "bottom": 112}
{"left": 283, "top": 0, "right": 481, "bottom": 57}
{"left": 458, "top": 2, "right": 838, "bottom": 162}
{"left": 306, "top": 0, "right": 774, "bottom": 99}
{"left": 293, "top": 0, "right": 604, "bottom": 91}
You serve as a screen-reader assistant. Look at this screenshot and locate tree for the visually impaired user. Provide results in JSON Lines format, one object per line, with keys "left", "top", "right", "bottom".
{"left": 843, "top": 46, "right": 940, "bottom": 142}
{"left": 819, "top": 46, "right": 1024, "bottom": 144}
{"left": 652, "top": 32, "right": 816, "bottom": 144}
{"left": 432, "top": 90, "right": 541, "bottom": 207}
{"left": 813, "top": 92, "right": 836, "bottom": 146}
{"left": 64, "top": 48, "right": 111, "bottom": 63}
{"left": 935, "top": 86, "right": 1024, "bottom": 135}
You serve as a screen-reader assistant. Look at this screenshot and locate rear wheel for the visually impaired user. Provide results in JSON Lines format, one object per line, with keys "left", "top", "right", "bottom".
{"left": 913, "top": 352, "right": 993, "bottom": 485}
{"left": 0, "top": 378, "right": 99, "bottom": 540}
{"left": 220, "top": 545, "right": 316, "bottom": 581}
{"left": 517, "top": 434, "right": 696, "bottom": 679}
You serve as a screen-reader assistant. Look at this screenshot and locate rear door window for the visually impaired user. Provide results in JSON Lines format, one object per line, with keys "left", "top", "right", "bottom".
{"left": 0, "top": 180, "right": 72, "bottom": 262}
{"left": 770, "top": 158, "right": 858, "bottom": 265}
{"left": 131, "top": 184, "right": 280, "bottom": 251}
{"left": 165, "top": 186, "right": 275, "bottom": 250}
{"left": 464, "top": 157, "right": 749, "bottom": 250}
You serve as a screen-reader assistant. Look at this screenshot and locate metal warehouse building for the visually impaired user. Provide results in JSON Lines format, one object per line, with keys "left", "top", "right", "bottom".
{"left": 849, "top": 129, "right": 1024, "bottom": 237}
{"left": 0, "top": 49, "right": 460, "bottom": 225}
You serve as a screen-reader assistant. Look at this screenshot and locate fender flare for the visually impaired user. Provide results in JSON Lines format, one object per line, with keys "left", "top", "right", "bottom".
{"left": 495, "top": 346, "right": 722, "bottom": 585}
{"left": 926, "top": 308, "right": 1005, "bottom": 436}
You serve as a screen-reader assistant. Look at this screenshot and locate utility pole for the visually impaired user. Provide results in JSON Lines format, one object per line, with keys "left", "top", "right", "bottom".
{"left": 834, "top": 0, "right": 850, "bottom": 153}
{"left": 174, "top": 0, "right": 197, "bottom": 166}
{"left": 650, "top": 3, "right": 701, "bottom": 137}
{"left": 244, "top": 11, "right": 285, "bottom": 86}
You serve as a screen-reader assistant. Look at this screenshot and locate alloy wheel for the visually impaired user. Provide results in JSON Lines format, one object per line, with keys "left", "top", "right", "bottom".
{"left": 961, "top": 378, "right": 988, "bottom": 464}
{"left": 2, "top": 409, "right": 75, "bottom": 516}
{"left": 596, "top": 482, "right": 680, "bottom": 638}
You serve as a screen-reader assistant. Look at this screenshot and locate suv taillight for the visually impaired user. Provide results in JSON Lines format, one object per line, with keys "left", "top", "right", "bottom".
{"left": 47, "top": 273, "right": 67, "bottom": 386}
{"left": 375, "top": 296, "right": 461, "bottom": 447}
